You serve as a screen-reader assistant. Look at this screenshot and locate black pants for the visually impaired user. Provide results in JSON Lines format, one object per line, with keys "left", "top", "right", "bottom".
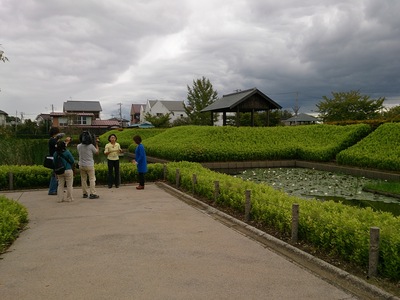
{"left": 138, "top": 172, "right": 145, "bottom": 186}
{"left": 107, "top": 159, "right": 120, "bottom": 187}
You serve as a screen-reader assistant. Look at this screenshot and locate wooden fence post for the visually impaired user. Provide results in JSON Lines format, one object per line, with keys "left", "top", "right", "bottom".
{"left": 291, "top": 204, "right": 299, "bottom": 243}
{"left": 245, "top": 190, "right": 251, "bottom": 222}
{"left": 8, "top": 172, "right": 14, "bottom": 190}
{"left": 192, "top": 174, "right": 197, "bottom": 195}
{"left": 369, "top": 227, "right": 380, "bottom": 277}
{"left": 214, "top": 181, "right": 219, "bottom": 202}
{"left": 175, "top": 169, "right": 180, "bottom": 188}
{"left": 163, "top": 164, "right": 167, "bottom": 181}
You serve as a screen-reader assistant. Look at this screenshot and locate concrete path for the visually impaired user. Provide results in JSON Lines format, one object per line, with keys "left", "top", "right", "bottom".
{"left": 0, "top": 183, "right": 390, "bottom": 299}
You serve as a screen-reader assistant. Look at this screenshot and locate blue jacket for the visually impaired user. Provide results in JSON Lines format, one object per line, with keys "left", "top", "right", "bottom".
{"left": 135, "top": 143, "right": 147, "bottom": 173}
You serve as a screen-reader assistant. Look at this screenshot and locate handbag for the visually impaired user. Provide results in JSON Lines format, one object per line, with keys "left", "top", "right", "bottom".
{"left": 43, "top": 156, "right": 54, "bottom": 169}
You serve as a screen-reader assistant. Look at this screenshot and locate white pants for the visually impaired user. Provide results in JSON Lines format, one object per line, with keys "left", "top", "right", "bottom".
{"left": 57, "top": 169, "right": 74, "bottom": 202}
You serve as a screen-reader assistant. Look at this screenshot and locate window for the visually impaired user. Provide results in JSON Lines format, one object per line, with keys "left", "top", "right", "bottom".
{"left": 59, "top": 117, "right": 68, "bottom": 126}
{"left": 77, "top": 116, "right": 88, "bottom": 125}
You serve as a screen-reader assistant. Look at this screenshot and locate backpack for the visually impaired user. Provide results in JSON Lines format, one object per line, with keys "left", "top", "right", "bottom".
{"left": 54, "top": 154, "right": 66, "bottom": 175}
{"left": 54, "top": 152, "right": 74, "bottom": 175}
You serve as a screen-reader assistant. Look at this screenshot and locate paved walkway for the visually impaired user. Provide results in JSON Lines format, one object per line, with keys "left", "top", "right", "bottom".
{"left": 0, "top": 184, "right": 395, "bottom": 299}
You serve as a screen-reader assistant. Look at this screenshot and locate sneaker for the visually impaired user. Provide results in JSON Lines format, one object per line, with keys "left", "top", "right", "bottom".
{"left": 48, "top": 192, "right": 57, "bottom": 195}
{"left": 89, "top": 194, "right": 100, "bottom": 199}
{"left": 83, "top": 194, "right": 88, "bottom": 198}
{"left": 136, "top": 185, "right": 144, "bottom": 190}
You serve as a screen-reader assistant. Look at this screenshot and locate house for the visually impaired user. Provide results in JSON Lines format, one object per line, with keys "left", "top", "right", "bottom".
{"left": 130, "top": 104, "right": 145, "bottom": 125}
{"left": 141, "top": 100, "right": 186, "bottom": 123}
{"left": 108, "top": 117, "right": 130, "bottom": 128}
{"left": 49, "top": 100, "right": 120, "bottom": 135}
{"left": 0, "top": 110, "right": 8, "bottom": 126}
{"left": 283, "top": 113, "right": 320, "bottom": 126}
{"left": 201, "top": 88, "right": 282, "bottom": 126}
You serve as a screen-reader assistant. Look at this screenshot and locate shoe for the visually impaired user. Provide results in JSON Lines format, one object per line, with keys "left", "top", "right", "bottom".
{"left": 108, "top": 186, "right": 112, "bottom": 188}
{"left": 89, "top": 194, "right": 100, "bottom": 199}
{"left": 83, "top": 194, "right": 88, "bottom": 198}
{"left": 136, "top": 185, "right": 144, "bottom": 190}
{"left": 115, "top": 185, "right": 119, "bottom": 188}
{"left": 48, "top": 192, "right": 57, "bottom": 195}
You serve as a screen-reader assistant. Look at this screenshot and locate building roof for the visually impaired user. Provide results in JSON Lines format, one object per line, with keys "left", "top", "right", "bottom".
{"left": 63, "top": 100, "right": 102, "bottom": 112}
{"left": 130, "top": 104, "right": 145, "bottom": 114}
{"left": 201, "top": 88, "right": 282, "bottom": 112}
{"left": 50, "top": 112, "right": 95, "bottom": 116}
{"left": 92, "top": 119, "right": 120, "bottom": 127}
{"left": 0, "top": 110, "right": 8, "bottom": 115}
{"left": 161, "top": 100, "right": 184, "bottom": 111}
{"left": 285, "top": 113, "right": 319, "bottom": 123}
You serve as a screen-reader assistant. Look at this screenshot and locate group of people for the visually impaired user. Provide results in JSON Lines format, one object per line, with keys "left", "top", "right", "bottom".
{"left": 48, "top": 127, "right": 147, "bottom": 203}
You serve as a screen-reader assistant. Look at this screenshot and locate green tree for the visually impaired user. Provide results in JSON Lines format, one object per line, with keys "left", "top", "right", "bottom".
{"left": 316, "top": 90, "right": 385, "bottom": 122}
{"left": 184, "top": 76, "right": 219, "bottom": 125}
{"left": 143, "top": 112, "right": 171, "bottom": 128}
{"left": 382, "top": 105, "right": 400, "bottom": 121}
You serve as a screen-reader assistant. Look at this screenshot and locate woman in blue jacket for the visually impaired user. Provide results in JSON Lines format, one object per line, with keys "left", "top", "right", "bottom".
{"left": 133, "top": 135, "right": 147, "bottom": 190}
{"left": 53, "top": 140, "right": 75, "bottom": 202}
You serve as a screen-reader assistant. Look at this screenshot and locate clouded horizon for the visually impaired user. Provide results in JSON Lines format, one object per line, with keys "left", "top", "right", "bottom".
{"left": 1, "top": 0, "right": 400, "bottom": 121}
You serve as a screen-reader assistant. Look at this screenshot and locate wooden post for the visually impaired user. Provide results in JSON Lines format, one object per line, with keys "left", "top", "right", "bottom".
{"left": 176, "top": 169, "right": 180, "bottom": 188}
{"left": 369, "top": 227, "right": 380, "bottom": 277}
{"left": 192, "top": 174, "right": 197, "bottom": 195}
{"left": 8, "top": 172, "right": 13, "bottom": 190}
{"left": 291, "top": 204, "right": 299, "bottom": 243}
{"left": 214, "top": 181, "right": 220, "bottom": 202}
{"left": 245, "top": 190, "right": 251, "bottom": 222}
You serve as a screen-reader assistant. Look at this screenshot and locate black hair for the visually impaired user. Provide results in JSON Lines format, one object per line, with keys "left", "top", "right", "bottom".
{"left": 108, "top": 134, "right": 117, "bottom": 142}
{"left": 133, "top": 135, "right": 142, "bottom": 144}
{"left": 56, "top": 140, "right": 66, "bottom": 153}
{"left": 49, "top": 127, "right": 60, "bottom": 137}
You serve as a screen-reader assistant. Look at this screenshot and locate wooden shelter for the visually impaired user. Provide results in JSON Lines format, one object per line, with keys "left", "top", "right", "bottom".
{"left": 201, "top": 88, "right": 282, "bottom": 126}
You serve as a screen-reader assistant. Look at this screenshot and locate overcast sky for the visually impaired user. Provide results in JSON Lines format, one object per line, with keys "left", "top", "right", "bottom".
{"left": 1, "top": 0, "right": 400, "bottom": 121}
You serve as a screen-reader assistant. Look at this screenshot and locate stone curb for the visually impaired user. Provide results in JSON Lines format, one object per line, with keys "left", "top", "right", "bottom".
{"left": 157, "top": 182, "right": 400, "bottom": 300}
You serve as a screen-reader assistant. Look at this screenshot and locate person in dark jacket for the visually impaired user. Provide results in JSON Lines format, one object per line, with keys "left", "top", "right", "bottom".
{"left": 48, "top": 127, "right": 71, "bottom": 195}
{"left": 53, "top": 140, "right": 75, "bottom": 203}
{"left": 133, "top": 135, "right": 147, "bottom": 190}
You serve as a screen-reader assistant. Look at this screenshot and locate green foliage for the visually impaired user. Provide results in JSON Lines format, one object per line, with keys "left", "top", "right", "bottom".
{"left": 0, "top": 163, "right": 165, "bottom": 191}
{"left": 98, "top": 128, "right": 166, "bottom": 149}
{"left": 337, "top": 123, "right": 400, "bottom": 171}
{"left": 143, "top": 112, "right": 171, "bottom": 128}
{"left": 165, "top": 161, "right": 400, "bottom": 280}
{"left": 0, "top": 196, "right": 28, "bottom": 253}
{"left": 184, "top": 76, "right": 219, "bottom": 125}
{"left": 316, "top": 90, "right": 385, "bottom": 122}
{"left": 0, "top": 138, "right": 48, "bottom": 165}
{"left": 143, "top": 124, "right": 371, "bottom": 162}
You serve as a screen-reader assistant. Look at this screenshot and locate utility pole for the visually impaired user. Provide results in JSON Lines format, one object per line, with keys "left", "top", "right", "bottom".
{"left": 117, "top": 102, "right": 123, "bottom": 127}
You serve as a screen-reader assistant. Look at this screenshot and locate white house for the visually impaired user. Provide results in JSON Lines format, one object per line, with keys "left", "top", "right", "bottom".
{"left": 0, "top": 110, "right": 7, "bottom": 126}
{"left": 141, "top": 100, "right": 187, "bottom": 123}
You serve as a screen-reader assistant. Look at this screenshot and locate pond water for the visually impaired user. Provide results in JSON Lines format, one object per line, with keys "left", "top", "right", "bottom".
{"left": 234, "top": 168, "right": 400, "bottom": 216}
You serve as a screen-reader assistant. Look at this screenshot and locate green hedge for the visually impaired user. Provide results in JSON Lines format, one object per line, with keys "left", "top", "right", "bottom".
{"left": 0, "top": 163, "right": 165, "bottom": 191}
{"left": 0, "top": 196, "right": 28, "bottom": 253}
{"left": 337, "top": 123, "right": 400, "bottom": 171}
{"left": 141, "top": 124, "right": 371, "bottom": 162}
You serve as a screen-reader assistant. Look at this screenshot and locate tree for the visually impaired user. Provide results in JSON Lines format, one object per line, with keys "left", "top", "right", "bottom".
{"left": 143, "top": 112, "right": 171, "bottom": 128}
{"left": 184, "top": 76, "right": 219, "bottom": 125}
{"left": 0, "top": 45, "right": 8, "bottom": 63}
{"left": 381, "top": 105, "right": 400, "bottom": 121}
{"left": 316, "top": 90, "right": 385, "bottom": 122}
